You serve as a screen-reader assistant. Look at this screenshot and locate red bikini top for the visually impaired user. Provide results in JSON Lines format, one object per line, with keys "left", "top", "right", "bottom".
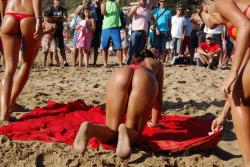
{"left": 228, "top": 4, "right": 250, "bottom": 41}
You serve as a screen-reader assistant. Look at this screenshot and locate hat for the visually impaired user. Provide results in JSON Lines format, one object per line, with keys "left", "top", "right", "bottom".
{"left": 206, "top": 33, "right": 214, "bottom": 39}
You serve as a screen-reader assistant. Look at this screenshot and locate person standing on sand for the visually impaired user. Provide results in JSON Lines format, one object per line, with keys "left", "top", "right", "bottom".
{"left": 100, "top": 0, "right": 124, "bottom": 67}
{"left": 46, "top": 0, "right": 69, "bottom": 67}
{"left": 41, "top": 11, "right": 57, "bottom": 68}
{"left": 76, "top": 6, "right": 96, "bottom": 68}
{"left": 200, "top": 0, "right": 250, "bottom": 165}
{"left": 73, "top": 49, "right": 163, "bottom": 158}
{"left": 0, "top": 0, "right": 42, "bottom": 121}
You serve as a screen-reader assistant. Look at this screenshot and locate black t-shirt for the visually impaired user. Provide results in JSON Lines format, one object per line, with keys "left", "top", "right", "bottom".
{"left": 47, "top": 6, "right": 68, "bottom": 33}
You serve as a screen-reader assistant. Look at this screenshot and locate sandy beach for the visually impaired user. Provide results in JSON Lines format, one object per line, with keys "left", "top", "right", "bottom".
{"left": 0, "top": 52, "right": 243, "bottom": 167}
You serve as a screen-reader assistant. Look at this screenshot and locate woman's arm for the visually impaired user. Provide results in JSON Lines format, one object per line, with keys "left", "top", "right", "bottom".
{"left": 101, "top": 0, "right": 106, "bottom": 15}
{"left": 215, "top": 0, "right": 250, "bottom": 75}
{"left": 211, "top": 100, "right": 230, "bottom": 131}
{"left": 150, "top": 62, "right": 163, "bottom": 126}
{"left": 32, "top": 0, "right": 42, "bottom": 19}
{"left": 128, "top": 4, "right": 140, "bottom": 17}
{"left": 75, "top": 5, "right": 83, "bottom": 15}
{"left": 0, "top": 0, "right": 7, "bottom": 20}
{"left": 32, "top": 0, "right": 42, "bottom": 37}
{"left": 88, "top": 18, "right": 96, "bottom": 32}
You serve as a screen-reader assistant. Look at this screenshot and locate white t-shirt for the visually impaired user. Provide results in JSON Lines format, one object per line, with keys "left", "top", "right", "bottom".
{"left": 203, "top": 25, "right": 223, "bottom": 34}
{"left": 131, "top": 5, "right": 151, "bottom": 32}
{"left": 184, "top": 17, "right": 193, "bottom": 36}
{"left": 171, "top": 15, "right": 186, "bottom": 38}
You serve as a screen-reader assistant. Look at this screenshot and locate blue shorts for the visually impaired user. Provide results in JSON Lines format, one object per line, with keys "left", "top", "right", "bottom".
{"left": 101, "top": 27, "right": 121, "bottom": 50}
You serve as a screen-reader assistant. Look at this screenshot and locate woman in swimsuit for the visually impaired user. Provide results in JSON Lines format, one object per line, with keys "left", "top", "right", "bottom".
{"left": 74, "top": 49, "right": 163, "bottom": 158}
{"left": 0, "top": 0, "right": 42, "bottom": 121}
{"left": 200, "top": 0, "right": 250, "bottom": 165}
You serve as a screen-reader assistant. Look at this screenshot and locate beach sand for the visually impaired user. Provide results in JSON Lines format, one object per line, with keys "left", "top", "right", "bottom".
{"left": 0, "top": 52, "right": 242, "bottom": 167}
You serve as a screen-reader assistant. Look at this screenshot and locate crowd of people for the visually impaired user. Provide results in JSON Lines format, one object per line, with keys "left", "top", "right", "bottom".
{"left": 0, "top": 0, "right": 250, "bottom": 165}
{"left": 0, "top": 0, "right": 236, "bottom": 69}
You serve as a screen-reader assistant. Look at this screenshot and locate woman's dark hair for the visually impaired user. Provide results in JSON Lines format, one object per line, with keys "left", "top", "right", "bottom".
{"left": 134, "top": 49, "right": 155, "bottom": 62}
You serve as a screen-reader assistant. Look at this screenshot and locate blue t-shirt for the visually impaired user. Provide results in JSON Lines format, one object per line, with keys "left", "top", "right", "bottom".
{"left": 153, "top": 7, "right": 172, "bottom": 32}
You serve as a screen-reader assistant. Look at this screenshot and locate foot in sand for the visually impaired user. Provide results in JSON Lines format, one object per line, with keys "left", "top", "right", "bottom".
{"left": 0, "top": 111, "right": 10, "bottom": 121}
{"left": 116, "top": 123, "right": 131, "bottom": 158}
{"left": 73, "top": 121, "right": 91, "bottom": 155}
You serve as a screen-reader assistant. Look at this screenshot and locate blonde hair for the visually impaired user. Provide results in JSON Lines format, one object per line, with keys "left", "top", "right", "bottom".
{"left": 201, "top": 0, "right": 218, "bottom": 14}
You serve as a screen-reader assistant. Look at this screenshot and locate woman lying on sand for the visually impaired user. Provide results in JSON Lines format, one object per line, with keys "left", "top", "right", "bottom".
{"left": 73, "top": 49, "right": 163, "bottom": 158}
{"left": 0, "top": 0, "right": 42, "bottom": 121}
{"left": 200, "top": 0, "right": 250, "bottom": 165}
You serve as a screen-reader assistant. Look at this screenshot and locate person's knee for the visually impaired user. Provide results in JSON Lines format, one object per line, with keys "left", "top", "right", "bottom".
{"left": 4, "top": 67, "right": 16, "bottom": 77}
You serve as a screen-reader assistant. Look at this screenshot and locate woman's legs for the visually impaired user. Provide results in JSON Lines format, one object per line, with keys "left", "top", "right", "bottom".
{"left": 9, "top": 18, "right": 41, "bottom": 107}
{"left": 54, "top": 50, "right": 60, "bottom": 66}
{"left": 43, "top": 51, "right": 48, "bottom": 68}
{"left": 49, "top": 50, "right": 53, "bottom": 65}
{"left": 74, "top": 67, "right": 134, "bottom": 154}
{"left": 116, "top": 69, "right": 158, "bottom": 158}
{"left": 229, "top": 55, "right": 250, "bottom": 166}
{"left": 83, "top": 49, "right": 89, "bottom": 68}
{"left": 73, "top": 47, "right": 79, "bottom": 66}
{"left": 78, "top": 48, "right": 83, "bottom": 67}
{"left": 0, "top": 16, "right": 21, "bottom": 120}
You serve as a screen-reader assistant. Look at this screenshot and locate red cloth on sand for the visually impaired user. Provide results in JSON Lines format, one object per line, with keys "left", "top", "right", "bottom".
{"left": 0, "top": 100, "right": 221, "bottom": 153}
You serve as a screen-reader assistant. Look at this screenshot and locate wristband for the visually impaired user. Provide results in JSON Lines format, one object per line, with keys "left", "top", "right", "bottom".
{"left": 36, "top": 16, "right": 42, "bottom": 19}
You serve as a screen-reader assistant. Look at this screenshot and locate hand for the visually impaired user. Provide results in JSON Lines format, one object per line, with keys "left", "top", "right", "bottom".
{"left": 221, "top": 72, "right": 238, "bottom": 98}
{"left": 207, "top": 52, "right": 212, "bottom": 59}
{"left": 211, "top": 115, "right": 225, "bottom": 132}
{"left": 33, "top": 19, "right": 43, "bottom": 38}
{"left": 156, "top": 28, "right": 160, "bottom": 36}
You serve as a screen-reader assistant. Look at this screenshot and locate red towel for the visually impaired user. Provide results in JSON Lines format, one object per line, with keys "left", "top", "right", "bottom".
{"left": 0, "top": 100, "right": 221, "bottom": 153}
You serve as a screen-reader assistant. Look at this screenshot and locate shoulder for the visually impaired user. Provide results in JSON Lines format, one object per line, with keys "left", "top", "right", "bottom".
{"left": 153, "top": 8, "right": 159, "bottom": 13}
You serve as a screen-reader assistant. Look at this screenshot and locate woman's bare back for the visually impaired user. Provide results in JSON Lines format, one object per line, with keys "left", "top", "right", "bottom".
{"left": 5, "top": 0, "right": 34, "bottom": 14}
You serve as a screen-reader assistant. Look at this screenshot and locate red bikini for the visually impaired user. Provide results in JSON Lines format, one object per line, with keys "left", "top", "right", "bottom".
{"left": 5, "top": 12, "right": 34, "bottom": 22}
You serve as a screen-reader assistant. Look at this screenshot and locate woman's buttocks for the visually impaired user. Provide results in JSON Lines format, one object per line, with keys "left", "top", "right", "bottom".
{"left": 6, "top": 0, "right": 34, "bottom": 14}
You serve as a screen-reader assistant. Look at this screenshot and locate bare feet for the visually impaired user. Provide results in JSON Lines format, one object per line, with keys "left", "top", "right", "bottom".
{"left": 116, "top": 123, "right": 131, "bottom": 158}
{"left": 0, "top": 111, "right": 10, "bottom": 121}
{"left": 73, "top": 121, "right": 91, "bottom": 155}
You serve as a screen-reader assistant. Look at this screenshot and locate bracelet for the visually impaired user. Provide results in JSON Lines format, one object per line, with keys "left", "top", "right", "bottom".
{"left": 36, "top": 16, "right": 42, "bottom": 19}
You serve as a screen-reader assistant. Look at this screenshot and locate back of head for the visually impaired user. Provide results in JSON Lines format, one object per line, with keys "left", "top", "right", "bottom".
{"left": 134, "top": 49, "right": 155, "bottom": 62}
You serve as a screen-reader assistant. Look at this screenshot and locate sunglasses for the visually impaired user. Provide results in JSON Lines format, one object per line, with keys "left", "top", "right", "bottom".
{"left": 206, "top": 38, "right": 214, "bottom": 40}
{"left": 160, "top": 1, "right": 166, "bottom": 3}
{"left": 177, "top": 8, "right": 183, "bottom": 11}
